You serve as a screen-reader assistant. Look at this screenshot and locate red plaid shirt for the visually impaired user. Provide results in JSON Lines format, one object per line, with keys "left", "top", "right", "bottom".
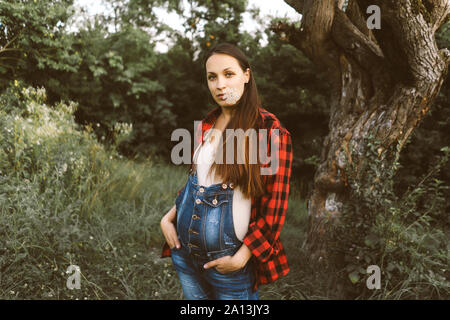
{"left": 161, "top": 106, "right": 293, "bottom": 292}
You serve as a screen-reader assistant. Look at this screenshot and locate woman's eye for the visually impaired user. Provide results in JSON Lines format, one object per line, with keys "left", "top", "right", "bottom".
{"left": 208, "top": 73, "right": 233, "bottom": 80}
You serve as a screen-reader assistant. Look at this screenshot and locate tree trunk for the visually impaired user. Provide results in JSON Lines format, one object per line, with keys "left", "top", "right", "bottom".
{"left": 275, "top": 0, "right": 450, "bottom": 264}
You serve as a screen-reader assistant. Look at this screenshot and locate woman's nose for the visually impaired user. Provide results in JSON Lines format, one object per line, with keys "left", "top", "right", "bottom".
{"left": 216, "top": 76, "right": 226, "bottom": 89}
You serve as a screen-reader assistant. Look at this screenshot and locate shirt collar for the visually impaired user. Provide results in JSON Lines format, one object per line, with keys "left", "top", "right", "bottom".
{"left": 202, "top": 105, "right": 221, "bottom": 130}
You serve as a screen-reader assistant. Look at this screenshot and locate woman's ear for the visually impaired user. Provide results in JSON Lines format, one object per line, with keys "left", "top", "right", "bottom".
{"left": 245, "top": 68, "right": 250, "bottom": 83}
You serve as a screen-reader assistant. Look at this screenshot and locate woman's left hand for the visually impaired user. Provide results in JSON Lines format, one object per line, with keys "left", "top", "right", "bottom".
{"left": 203, "top": 244, "right": 252, "bottom": 274}
{"left": 203, "top": 255, "right": 245, "bottom": 274}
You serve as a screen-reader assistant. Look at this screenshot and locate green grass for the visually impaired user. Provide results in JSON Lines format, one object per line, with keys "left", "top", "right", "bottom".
{"left": 257, "top": 181, "right": 330, "bottom": 300}
{"left": 0, "top": 156, "right": 187, "bottom": 299}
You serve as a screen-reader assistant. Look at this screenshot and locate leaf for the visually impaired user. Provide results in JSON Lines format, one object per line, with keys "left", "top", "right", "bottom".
{"left": 364, "top": 233, "right": 379, "bottom": 248}
{"left": 92, "top": 67, "right": 107, "bottom": 77}
{"left": 109, "top": 93, "right": 122, "bottom": 108}
{"left": 349, "top": 272, "right": 360, "bottom": 284}
{"left": 386, "top": 262, "right": 396, "bottom": 272}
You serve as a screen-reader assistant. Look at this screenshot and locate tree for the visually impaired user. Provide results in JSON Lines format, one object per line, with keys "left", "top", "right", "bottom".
{"left": 271, "top": 1, "right": 449, "bottom": 263}
{"left": 0, "top": 0, "right": 75, "bottom": 89}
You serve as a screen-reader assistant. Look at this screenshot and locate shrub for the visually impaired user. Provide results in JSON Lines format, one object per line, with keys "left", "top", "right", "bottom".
{"left": 0, "top": 82, "right": 174, "bottom": 299}
{"left": 327, "top": 133, "right": 449, "bottom": 299}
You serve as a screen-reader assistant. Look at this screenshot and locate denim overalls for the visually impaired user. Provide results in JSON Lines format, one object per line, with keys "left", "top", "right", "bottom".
{"left": 170, "top": 169, "right": 258, "bottom": 300}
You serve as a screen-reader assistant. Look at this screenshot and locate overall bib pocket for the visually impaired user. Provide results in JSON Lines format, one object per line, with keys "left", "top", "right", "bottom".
{"left": 202, "top": 193, "right": 229, "bottom": 208}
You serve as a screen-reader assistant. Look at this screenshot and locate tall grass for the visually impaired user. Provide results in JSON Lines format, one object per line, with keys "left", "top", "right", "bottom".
{"left": 0, "top": 83, "right": 182, "bottom": 299}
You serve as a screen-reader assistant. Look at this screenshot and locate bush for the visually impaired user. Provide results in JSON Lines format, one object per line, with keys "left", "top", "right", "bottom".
{"left": 327, "top": 134, "right": 449, "bottom": 299}
{"left": 0, "top": 82, "right": 181, "bottom": 299}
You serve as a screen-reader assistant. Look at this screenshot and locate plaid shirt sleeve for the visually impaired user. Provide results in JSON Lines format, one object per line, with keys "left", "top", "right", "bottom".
{"left": 243, "top": 129, "right": 293, "bottom": 264}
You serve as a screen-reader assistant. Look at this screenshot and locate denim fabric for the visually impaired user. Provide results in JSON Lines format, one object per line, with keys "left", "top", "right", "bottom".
{"left": 171, "top": 171, "right": 258, "bottom": 300}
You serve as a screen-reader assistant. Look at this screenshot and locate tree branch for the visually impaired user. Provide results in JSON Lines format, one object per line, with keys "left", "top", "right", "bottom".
{"left": 0, "top": 29, "right": 24, "bottom": 55}
{"left": 354, "top": 0, "right": 449, "bottom": 85}
{"left": 331, "top": 9, "right": 385, "bottom": 73}
{"left": 300, "top": 0, "right": 337, "bottom": 68}
{"left": 335, "top": 0, "right": 346, "bottom": 10}
{"left": 346, "top": 0, "right": 377, "bottom": 42}
{"left": 284, "top": 0, "right": 305, "bottom": 14}
{"left": 428, "top": 0, "right": 450, "bottom": 32}
{"left": 269, "top": 20, "right": 304, "bottom": 52}
{"left": 388, "top": 0, "right": 448, "bottom": 84}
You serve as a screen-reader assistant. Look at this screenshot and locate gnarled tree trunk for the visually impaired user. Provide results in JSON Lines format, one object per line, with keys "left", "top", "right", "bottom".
{"left": 273, "top": 0, "right": 450, "bottom": 263}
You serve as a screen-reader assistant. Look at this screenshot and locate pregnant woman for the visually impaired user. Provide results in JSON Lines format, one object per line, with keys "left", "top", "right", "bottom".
{"left": 160, "top": 42, "right": 293, "bottom": 300}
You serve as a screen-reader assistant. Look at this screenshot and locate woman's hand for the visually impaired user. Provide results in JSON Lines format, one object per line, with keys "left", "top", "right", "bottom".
{"left": 203, "top": 244, "right": 252, "bottom": 274}
{"left": 160, "top": 205, "right": 181, "bottom": 249}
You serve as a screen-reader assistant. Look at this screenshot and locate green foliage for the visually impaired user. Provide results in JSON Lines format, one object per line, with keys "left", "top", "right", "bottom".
{"left": 436, "top": 22, "right": 450, "bottom": 49}
{"left": 1, "top": 81, "right": 101, "bottom": 187}
{"left": 1, "top": 0, "right": 329, "bottom": 188}
{"left": 0, "top": 0, "right": 77, "bottom": 88}
{"left": 102, "top": 0, "right": 184, "bottom": 31}
{"left": 327, "top": 134, "right": 450, "bottom": 299}
{"left": 0, "top": 82, "right": 182, "bottom": 299}
{"left": 66, "top": 25, "right": 177, "bottom": 155}
{"left": 190, "top": 0, "right": 248, "bottom": 51}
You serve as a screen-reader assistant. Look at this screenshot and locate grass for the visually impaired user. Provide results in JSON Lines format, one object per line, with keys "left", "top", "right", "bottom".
{"left": 257, "top": 180, "right": 331, "bottom": 300}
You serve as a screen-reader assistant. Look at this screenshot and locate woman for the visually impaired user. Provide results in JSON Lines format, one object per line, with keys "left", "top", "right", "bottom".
{"left": 160, "top": 42, "right": 293, "bottom": 300}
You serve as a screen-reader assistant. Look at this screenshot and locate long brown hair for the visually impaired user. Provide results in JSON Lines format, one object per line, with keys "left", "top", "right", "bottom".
{"left": 202, "top": 42, "right": 266, "bottom": 199}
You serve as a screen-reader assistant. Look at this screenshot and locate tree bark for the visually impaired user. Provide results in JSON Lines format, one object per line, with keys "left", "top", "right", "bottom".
{"left": 276, "top": 0, "right": 450, "bottom": 264}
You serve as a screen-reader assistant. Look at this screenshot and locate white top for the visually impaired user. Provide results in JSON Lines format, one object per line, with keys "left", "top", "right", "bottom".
{"left": 193, "top": 125, "right": 251, "bottom": 242}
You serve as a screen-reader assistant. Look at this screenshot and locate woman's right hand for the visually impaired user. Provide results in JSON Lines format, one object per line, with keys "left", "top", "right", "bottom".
{"left": 160, "top": 205, "right": 181, "bottom": 250}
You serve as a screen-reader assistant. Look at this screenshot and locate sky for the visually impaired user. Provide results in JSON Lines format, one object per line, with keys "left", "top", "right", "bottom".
{"left": 73, "top": 0, "right": 302, "bottom": 52}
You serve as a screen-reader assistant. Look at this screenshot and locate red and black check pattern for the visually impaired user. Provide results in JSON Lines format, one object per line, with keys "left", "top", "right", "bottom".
{"left": 161, "top": 106, "right": 293, "bottom": 292}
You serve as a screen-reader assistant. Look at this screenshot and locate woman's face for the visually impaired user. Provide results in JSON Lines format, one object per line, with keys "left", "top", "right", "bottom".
{"left": 205, "top": 53, "right": 250, "bottom": 107}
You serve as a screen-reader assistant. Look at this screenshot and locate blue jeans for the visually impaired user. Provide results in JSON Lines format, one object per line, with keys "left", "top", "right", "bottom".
{"left": 171, "top": 171, "right": 258, "bottom": 300}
